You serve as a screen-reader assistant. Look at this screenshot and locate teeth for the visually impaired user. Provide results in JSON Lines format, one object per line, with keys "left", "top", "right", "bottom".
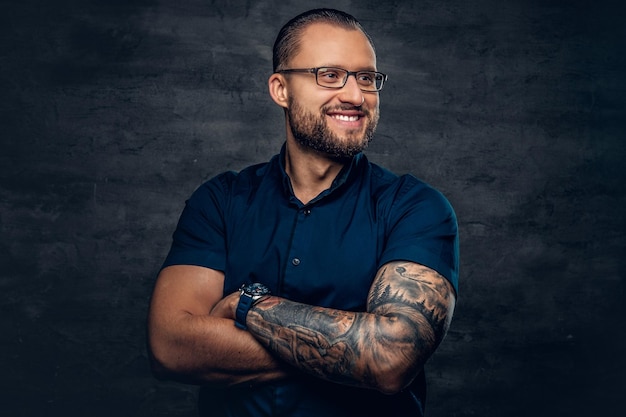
{"left": 333, "top": 115, "right": 359, "bottom": 122}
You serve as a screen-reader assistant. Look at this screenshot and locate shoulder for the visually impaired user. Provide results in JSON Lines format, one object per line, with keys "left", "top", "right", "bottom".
{"left": 191, "top": 161, "right": 271, "bottom": 200}
{"left": 211, "top": 161, "right": 270, "bottom": 189}
{"left": 366, "top": 161, "right": 454, "bottom": 217}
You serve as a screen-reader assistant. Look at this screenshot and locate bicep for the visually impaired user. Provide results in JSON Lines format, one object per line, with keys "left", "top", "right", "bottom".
{"left": 367, "top": 261, "right": 456, "bottom": 348}
{"left": 149, "top": 265, "right": 225, "bottom": 323}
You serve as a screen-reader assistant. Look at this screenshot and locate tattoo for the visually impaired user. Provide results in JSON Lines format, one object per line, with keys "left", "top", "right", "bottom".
{"left": 368, "top": 264, "right": 453, "bottom": 341}
{"left": 246, "top": 261, "right": 455, "bottom": 391}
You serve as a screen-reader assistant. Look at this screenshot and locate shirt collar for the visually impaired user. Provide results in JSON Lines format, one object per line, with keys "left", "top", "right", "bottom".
{"left": 270, "top": 143, "right": 366, "bottom": 204}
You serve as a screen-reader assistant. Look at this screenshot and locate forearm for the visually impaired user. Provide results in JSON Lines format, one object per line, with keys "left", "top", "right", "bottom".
{"left": 244, "top": 262, "right": 455, "bottom": 394}
{"left": 246, "top": 298, "right": 422, "bottom": 394}
{"left": 148, "top": 309, "right": 291, "bottom": 386}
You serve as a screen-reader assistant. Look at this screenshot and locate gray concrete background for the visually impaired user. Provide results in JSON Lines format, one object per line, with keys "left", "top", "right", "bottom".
{"left": 1, "top": 0, "right": 624, "bottom": 416}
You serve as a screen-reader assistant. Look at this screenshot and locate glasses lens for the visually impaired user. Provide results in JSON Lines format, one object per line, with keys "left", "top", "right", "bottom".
{"left": 314, "top": 68, "right": 386, "bottom": 91}
{"left": 316, "top": 68, "right": 348, "bottom": 88}
{"left": 373, "top": 73, "right": 386, "bottom": 91}
{"left": 356, "top": 72, "right": 383, "bottom": 92}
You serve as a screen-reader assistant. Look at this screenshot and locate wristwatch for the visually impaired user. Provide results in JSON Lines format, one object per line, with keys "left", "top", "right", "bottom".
{"left": 235, "top": 283, "right": 271, "bottom": 330}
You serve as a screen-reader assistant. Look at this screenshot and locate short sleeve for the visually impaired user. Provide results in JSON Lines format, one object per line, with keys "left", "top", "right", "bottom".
{"left": 161, "top": 173, "right": 233, "bottom": 272}
{"left": 378, "top": 176, "right": 459, "bottom": 293}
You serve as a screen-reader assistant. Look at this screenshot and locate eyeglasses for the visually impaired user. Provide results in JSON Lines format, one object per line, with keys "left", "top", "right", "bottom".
{"left": 276, "top": 67, "right": 388, "bottom": 92}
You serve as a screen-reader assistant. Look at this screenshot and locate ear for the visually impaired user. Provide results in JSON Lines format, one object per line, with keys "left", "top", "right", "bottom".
{"left": 268, "top": 73, "right": 289, "bottom": 109}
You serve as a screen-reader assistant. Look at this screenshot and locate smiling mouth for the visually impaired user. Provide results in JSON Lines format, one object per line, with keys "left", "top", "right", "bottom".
{"left": 331, "top": 114, "right": 360, "bottom": 122}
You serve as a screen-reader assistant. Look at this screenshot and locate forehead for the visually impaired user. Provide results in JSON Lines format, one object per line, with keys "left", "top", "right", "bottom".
{"left": 292, "top": 22, "right": 377, "bottom": 69}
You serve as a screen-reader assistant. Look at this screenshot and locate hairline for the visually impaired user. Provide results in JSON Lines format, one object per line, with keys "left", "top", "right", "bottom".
{"left": 272, "top": 10, "right": 376, "bottom": 73}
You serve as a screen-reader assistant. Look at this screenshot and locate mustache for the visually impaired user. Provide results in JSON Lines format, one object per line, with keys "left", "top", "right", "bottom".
{"left": 322, "top": 103, "right": 370, "bottom": 115}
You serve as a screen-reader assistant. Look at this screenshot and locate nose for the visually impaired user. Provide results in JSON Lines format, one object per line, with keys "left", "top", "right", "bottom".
{"left": 338, "top": 74, "right": 365, "bottom": 106}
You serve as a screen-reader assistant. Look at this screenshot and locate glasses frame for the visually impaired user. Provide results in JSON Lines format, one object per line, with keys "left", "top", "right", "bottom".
{"left": 276, "top": 67, "right": 388, "bottom": 92}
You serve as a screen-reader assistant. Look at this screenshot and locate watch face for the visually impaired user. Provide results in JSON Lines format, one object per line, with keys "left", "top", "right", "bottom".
{"left": 242, "top": 283, "right": 271, "bottom": 297}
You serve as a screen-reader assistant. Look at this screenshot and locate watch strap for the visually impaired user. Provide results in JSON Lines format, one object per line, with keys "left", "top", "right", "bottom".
{"left": 235, "top": 294, "right": 254, "bottom": 330}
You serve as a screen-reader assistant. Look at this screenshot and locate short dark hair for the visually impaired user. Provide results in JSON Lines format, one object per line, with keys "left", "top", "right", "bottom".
{"left": 272, "top": 8, "right": 375, "bottom": 72}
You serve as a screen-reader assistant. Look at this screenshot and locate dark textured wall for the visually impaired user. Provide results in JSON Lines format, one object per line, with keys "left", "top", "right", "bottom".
{"left": 1, "top": 0, "right": 624, "bottom": 416}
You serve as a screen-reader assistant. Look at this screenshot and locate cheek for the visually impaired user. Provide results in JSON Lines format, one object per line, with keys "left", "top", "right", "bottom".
{"left": 365, "top": 96, "right": 379, "bottom": 108}
{"left": 370, "top": 100, "right": 381, "bottom": 118}
{"left": 291, "top": 86, "right": 342, "bottom": 108}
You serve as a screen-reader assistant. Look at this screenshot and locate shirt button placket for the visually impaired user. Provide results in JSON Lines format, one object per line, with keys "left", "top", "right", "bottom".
{"left": 290, "top": 209, "right": 309, "bottom": 268}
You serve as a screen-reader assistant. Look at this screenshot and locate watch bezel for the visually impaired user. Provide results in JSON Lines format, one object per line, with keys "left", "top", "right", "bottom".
{"left": 240, "top": 282, "right": 271, "bottom": 300}
{"left": 235, "top": 283, "right": 271, "bottom": 330}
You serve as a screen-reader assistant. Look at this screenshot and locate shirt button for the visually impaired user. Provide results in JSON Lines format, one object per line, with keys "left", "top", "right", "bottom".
{"left": 292, "top": 258, "right": 301, "bottom": 266}
{"left": 303, "top": 209, "right": 311, "bottom": 216}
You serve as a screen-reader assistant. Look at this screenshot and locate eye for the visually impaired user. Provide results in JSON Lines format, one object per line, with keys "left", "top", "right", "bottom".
{"left": 318, "top": 68, "right": 344, "bottom": 82}
{"left": 357, "top": 72, "right": 375, "bottom": 85}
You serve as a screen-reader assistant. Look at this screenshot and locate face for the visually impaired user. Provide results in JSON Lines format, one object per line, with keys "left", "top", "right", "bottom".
{"left": 283, "top": 23, "right": 380, "bottom": 159}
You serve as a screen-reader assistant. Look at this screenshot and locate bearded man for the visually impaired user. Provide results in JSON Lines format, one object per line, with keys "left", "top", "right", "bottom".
{"left": 148, "top": 8, "right": 459, "bottom": 417}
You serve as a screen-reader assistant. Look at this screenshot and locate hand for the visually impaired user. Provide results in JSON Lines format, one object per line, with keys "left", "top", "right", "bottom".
{"left": 210, "top": 291, "right": 240, "bottom": 320}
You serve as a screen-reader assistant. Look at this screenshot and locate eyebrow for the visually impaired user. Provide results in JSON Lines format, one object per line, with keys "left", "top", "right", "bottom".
{"left": 318, "top": 64, "right": 379, "bottom": 71}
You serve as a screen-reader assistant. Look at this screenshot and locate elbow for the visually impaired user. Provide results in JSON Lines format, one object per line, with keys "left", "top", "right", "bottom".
{"left": 374, "top": 335, "right": 441, "bottom": 395}
{"left": 372, "top": 344, "right": 432, "bottom": 395}
{"left": 375, "top": 363, "right": 421, "bottom": 395}
{"left": 148, "top": 353, "right": 172, "bottom": 381}
{"left": 378, "top": 380, "right": 408, "bottom": 396}
{"left": 147, "top": 331, "right": 206, "bottom": 385}
{"left": 146, "top": 330, "right": 184, "bottom": 381}
{"left": 371, "top": 313, "right": 446, "bottom": 394}
{"left": 147, "top": 339, "right": 175, "bottom": 380}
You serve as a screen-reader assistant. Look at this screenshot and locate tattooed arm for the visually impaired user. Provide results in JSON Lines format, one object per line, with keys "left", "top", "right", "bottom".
{"left": 216, "top": 260, "right": 456, "bottom": 394}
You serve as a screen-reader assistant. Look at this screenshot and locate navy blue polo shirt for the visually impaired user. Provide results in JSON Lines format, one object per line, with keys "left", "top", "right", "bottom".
{"left": 162, "top": 144, "right": 459, "bottom": 417}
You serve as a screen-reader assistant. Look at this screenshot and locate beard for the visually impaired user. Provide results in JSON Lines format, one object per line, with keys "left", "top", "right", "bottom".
{"left": 286, "top": 96, "right": 379, "bottom": 159}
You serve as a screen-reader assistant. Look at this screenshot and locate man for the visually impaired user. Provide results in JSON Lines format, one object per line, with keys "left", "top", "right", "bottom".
{"left": 148, "top": 8, "right": 458, "bottom": 417}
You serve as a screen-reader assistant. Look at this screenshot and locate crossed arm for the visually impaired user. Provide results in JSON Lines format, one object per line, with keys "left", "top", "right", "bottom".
{"left": 147, "top": 260, "right": 455, "bottom": 394}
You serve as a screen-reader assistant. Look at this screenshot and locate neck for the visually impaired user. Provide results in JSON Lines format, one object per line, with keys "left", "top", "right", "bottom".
{"left": 284, "top": 139, "right": 347, "bottom": 205}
